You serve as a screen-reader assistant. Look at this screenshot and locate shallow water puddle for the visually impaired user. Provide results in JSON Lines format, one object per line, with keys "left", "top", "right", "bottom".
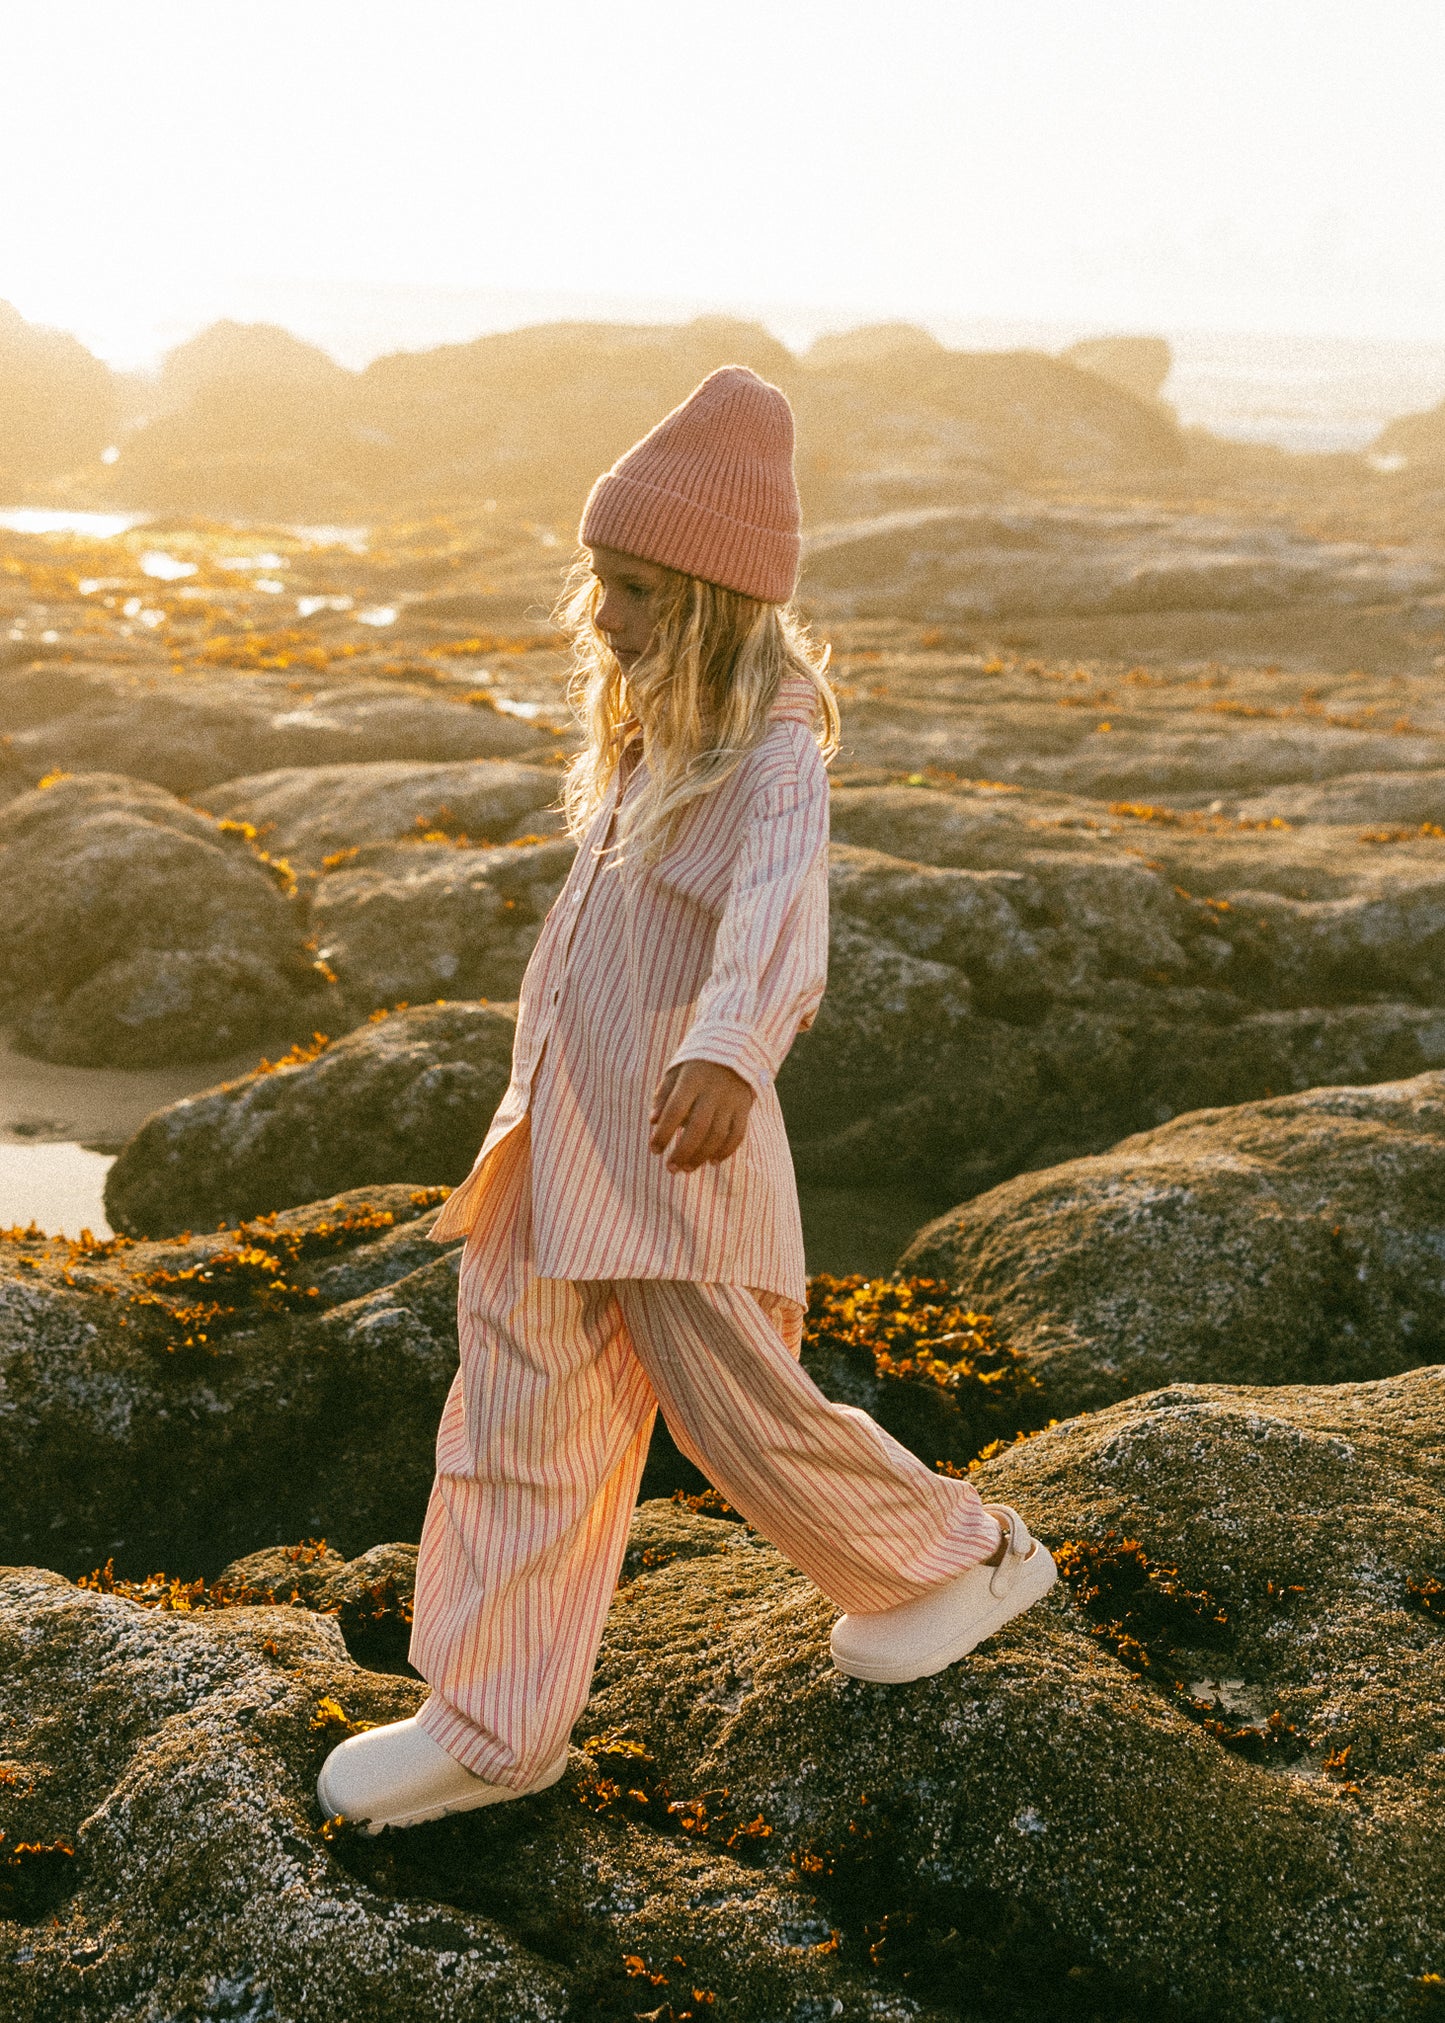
{"left": 0, "top": 508, "right": 148, "bottom": 537}
{"left": 0, "top": 1033, "right": 291, "bottom": 1239}
{"left": 0, "top": 1143, "right": 115, "bottom": 1238}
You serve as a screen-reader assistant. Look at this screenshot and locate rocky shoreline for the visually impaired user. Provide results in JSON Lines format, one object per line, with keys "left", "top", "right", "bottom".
{"left": 3, "top": 316, "right": 1445, "bottom": 2017}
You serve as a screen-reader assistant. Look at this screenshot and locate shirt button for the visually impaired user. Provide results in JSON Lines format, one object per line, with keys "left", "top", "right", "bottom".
{"left": 572, "top": 890, "right": 583, "bottom": 905}
{"left": 552, "top": 987, "right": 561, "bottom": 1003}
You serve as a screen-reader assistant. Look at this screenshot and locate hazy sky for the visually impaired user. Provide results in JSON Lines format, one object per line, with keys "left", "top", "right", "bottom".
{"left": 6, "top": 0, "right": 1445, "bottom": 365}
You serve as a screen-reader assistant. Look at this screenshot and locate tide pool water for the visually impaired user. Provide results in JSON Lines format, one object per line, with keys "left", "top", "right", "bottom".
{"left": 0, "top": 1142, "right": 115, "bottom": 1239}
{"left": 0, "top": 508, "right": 148, "bottom": 538}
{"left": 0, "top": 1035, "right": 286, "bottom": 1243}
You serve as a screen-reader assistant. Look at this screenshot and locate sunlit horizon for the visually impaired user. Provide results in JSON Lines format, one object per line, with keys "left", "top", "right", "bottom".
{"left": 8, "top": 0, "right": 1445, "bottom": 363}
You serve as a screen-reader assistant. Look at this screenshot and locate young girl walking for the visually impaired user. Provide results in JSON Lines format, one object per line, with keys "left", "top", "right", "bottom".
{"left": 318, "top": 365, "right": 1056, "bottom": 1832}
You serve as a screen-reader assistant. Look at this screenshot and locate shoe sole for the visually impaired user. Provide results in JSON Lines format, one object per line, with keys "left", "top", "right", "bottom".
{"left": 318, "top": 1748, "right": 568, "bottom": 1834}
{"left": 831, "top": 1547, "right": 1059, "bottom": 1684}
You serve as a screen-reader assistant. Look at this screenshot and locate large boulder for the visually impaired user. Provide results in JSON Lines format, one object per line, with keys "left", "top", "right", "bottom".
{"left": 0, "top": 1521, "right": 919, "bottom": 2023}
{"left": 311, "top": 838, "right": 575, "bottom": 1017}
{"left": 796, "top": 349, "right": 1184, "bottom": 525}
{"left": 104, "top": 1002, "right": 516, "bottom": 1239}
{"left": 0, "top": 772, "right": 331, "bottom": 1067}
{"left": 200, "top": 757, "right": 564, "bottom": 865}
{"left": 0, "top": 1184, "right": 463, "bottom": 1576}
{"left": 902, "top": 1072, "right": 1445, "bottom": 1416}
{"left": 16, "top": 1376, "right": 1434, "bottom": 2019}
{"left": 587, "top": 1368, "right": 1445, "bottom": 2022}
{"left": 115, "top": 320, "right": 368, "bottom": 519}
{"left": 778, "top": 825, "right": 1445, "bottom": 1201}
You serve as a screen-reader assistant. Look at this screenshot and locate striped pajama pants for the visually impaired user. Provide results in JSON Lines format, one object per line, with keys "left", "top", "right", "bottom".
{"left": 409, "top": 1118, "right": 1000, "bottom": 1786}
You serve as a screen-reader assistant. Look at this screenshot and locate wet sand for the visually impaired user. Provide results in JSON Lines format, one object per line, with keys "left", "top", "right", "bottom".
{"left": 0, "top": 1035, "right": 286, "bottom": 1238}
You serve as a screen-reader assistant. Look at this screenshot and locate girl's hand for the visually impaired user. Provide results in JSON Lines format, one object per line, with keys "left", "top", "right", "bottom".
{"left": 649, "top": 1062, "right": 754, "bottom": 1172}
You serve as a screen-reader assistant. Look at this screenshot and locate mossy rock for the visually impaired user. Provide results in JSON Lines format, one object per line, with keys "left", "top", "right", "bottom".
{"left": 105, "top": 1001, "right": 517, "bottom": 1238}
{"left": 0, "top": 1185, "right": 463, "bottom": 1577}
{"left": 0, "top": 771, "right": 331, "bottom": 1067}
{"left": 5, "top": 1368, "right": 1442, "bottom": 2022}
{"left": 0, "top": 1522, "right": 936, "bottom": 2023}
{"left": 902, "top": 1070, "right": 1445, "bottom": 1415}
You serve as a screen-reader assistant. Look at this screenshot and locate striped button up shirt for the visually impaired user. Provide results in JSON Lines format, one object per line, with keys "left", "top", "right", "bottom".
{"left": 431, "top": 674, "right": 829, "bottom": 1301}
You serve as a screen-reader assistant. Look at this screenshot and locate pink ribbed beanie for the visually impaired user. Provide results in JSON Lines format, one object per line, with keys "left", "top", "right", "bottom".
{"left": 579, "top": 365, "right": 801, "bottom": 605}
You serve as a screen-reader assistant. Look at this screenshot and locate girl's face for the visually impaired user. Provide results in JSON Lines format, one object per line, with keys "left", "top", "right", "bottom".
{"left": 589, "top": 547, "right": 668, "bottom": 669}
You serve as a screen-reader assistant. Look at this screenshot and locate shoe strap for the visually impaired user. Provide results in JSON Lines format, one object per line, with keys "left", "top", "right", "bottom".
{"left": 985, "top": 1505, "right": 1030, "bottom": 1596}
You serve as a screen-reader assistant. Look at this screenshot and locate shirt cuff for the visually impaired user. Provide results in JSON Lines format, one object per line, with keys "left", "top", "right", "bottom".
{"left": 666, "top": 1024, "right": 775, "bottom": 1102}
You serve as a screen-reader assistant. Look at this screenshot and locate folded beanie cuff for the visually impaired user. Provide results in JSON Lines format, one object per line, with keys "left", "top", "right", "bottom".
{"left": 581, "top": 469, "right": 800, "bottom": 605}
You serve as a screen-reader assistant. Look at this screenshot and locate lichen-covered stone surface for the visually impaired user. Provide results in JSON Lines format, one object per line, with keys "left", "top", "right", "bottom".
{"left": 5, "top": 1370, "right": 1442, "bottom": 2023}
{"left": 200, "top": 756, "right": 565, "bottom": 866}
{"left": 2, "top": 657, "right": 550, "bottom": 798}
{"left": 785, "top": 779, "right": 1445, "bottom": 1198}
{"left": 0, "top": 772, "right": 332, "bottom": 1068}
{"left": 0, "top": 1183, "right": 463, "bottom": 1576}
{"left": 311, "top": 837, "right": 575, "bottom": 1019}
{"left": 105, "top": 1001, "right": 516, "bottom": 1237}
{"left": 0, "top": 1542, "right": 940, "bottom": 2023}
{"left": 902, "top": 1071, "right": 1445, "bottom": 1417}
{"left": 585, "top": 1372, "right": 1445, "bottom": 2022}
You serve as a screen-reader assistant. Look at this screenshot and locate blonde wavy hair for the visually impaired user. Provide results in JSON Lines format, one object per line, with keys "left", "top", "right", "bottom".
{"left": 555, "top": 551, "right": 840, "bottom": 865}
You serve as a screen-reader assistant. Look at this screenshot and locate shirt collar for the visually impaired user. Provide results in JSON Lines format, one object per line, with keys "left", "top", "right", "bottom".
{"left": 768, "top": 672, "right": 820, "bottom": 725}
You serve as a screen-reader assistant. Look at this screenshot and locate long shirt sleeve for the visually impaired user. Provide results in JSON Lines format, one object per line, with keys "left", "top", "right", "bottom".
{"left": 665, "top": 732, "right": 830, "bottom": 1100}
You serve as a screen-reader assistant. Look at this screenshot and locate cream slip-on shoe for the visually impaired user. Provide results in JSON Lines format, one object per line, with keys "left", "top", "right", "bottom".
{"left": 830, "top": 1503, "right": 1057, "bottom": 1684}
{"left": 317, "top": 1716, "right": 568, "bottom": 1834}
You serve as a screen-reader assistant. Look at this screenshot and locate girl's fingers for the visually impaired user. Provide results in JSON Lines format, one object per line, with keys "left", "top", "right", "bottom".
{"left": 665, "top": 1096, "right": 713, "bottom": 1170}
{"left": 652, "top": 1069, "right": 752, "bottom": 1167}
{"left": 650, "top": 1081, "right": 693, "bottom": 1152}
{"left": 669, "top": 1108, "right": 714, "bottom": 1171}
{"left": 649, "top": 1066, "right": 680, "bottom": 1124}
{"left": 667, "top": 1098, "right": 744, "bottom": 1171}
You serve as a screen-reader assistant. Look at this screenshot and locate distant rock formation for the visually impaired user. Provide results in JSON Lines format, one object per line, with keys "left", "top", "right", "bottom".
{"left": 86, "top": 313, "right": 1188, "bottom": 519}
{"left": 802, "top": 320, "right": 945, "bottom": 367}
{"left": 0, "top": 299, "right": 118, "bottom": 494}
{"left": 796, "top": 347, "right": 1184, "bottom": 519}
{"left": 1373, "top": 392, "right": 1445, "bottom": 468}
{"left": 117, "top": 319, "right": 366, "bottom": 517}
{"left": 1063, "top": 332, "right": 1174, "bottom": 406}
{"left": 154, "top": 318, "right": 353, "bottom": 410}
